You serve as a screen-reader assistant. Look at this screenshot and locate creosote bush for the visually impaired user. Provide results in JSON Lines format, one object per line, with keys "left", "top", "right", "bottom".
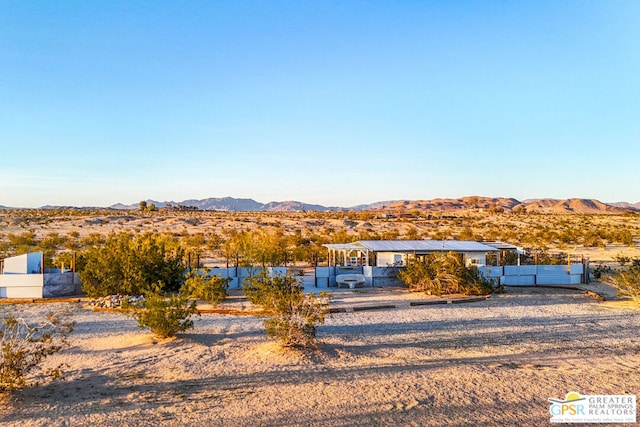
{"left": 124, "top": 285, "right": 198, "bottom": 338}
{"left": 79, "top": 232, "right": 185, "bottom": 297}
{"left": 606, "top": 259, "right": 640, "bottom": 303}
{"left": 398, "top": 251, "right": 497, "bottom": 296}
{"left": 181, "top": 268, "right": 229, "bottom": 305}
{"left": 243, "top": 272, "right": 332, "bottom": 349}
{"left": 1, "top": 310, "right": 75, "bottom": 394}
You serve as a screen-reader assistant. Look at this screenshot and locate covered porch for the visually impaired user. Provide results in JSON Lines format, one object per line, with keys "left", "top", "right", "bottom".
{"left": 323, "top": 243, "right": 370, "bottom": 267}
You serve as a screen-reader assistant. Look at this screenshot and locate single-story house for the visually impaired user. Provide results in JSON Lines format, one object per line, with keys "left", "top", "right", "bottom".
{"left": 323, "top": 240, "right": 501, "bottom": 268}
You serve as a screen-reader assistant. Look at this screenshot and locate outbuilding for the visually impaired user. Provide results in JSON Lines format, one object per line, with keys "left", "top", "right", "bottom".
{"left": 0, "top": 252, "right": 44, "bottom": 298}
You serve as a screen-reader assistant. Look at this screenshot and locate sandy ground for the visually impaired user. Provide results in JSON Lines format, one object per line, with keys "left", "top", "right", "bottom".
{"left": 1, "top": 287, "right": 640, "bottom": 426}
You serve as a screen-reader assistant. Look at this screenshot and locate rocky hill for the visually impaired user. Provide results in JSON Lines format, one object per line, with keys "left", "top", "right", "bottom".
{"left": 611, "top": 201, "right": 640, "bottom": 211}
{"left": 103, "top": 196, "right": 637, "bottom": 214}
{"left": 520, "top": 198, "right": 627, "bottom": 214}
{"left": 366, "top": 197, "right": 521, "bottom": 212}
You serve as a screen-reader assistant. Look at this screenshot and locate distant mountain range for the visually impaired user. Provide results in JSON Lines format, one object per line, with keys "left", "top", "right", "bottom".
{"left": 109, "top": 197, "right": 341, "bottom": 212}
{"left": 354, "top": 197, "right": 640, "bottom": 214}
{"left": 611, "top": 201, "right": 640, "bottom": 210}
{"left": 108, "top": 196, "right": 639, "bottom": 214}
{"left": 2, "top": 196, "right": 639, "bottom": 214}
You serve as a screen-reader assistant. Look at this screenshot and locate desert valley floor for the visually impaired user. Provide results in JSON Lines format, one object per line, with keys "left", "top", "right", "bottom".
{"left": 2, "top": 286, "right": 639, "bottom": 426}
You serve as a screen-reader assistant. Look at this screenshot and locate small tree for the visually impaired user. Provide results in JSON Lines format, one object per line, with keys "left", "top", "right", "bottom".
{"left": 124, "top": 285, "right": 198, "bottom": 338}
{"left": 1, "top": 310, "right": 75, "bottom": 394}
{"left": 243, "top": 272, "right": 332, "bottom": 349}
{"left": 181, "top": 268, "right": 229, "bottom": 305}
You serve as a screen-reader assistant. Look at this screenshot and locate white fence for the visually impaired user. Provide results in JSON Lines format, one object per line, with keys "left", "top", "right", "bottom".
{"left": 313, "top": 266, "right": 403, "bottom": 287}
{"left": 1, "top": 265, "right": 291, "bottom": 298}
{"left": 208, "top": 267, "right": 288, "bottom": 288}
{"left": 479, "top": 264, "right": 585, "bottom": 286}
{"left": 0, "top": 263, "right": 588, "bottom": 299}
{"left": 314, "top": 264, "right": 587, "bottom": 288}
{"left": 0, "top": 274, "right": 44, "bottom": 298}
{"left": 0, "top": 272, "right": 84, "bottom": 299}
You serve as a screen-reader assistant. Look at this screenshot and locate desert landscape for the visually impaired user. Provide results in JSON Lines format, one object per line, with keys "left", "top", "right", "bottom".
{"left": 2, "top": 197, "right": 640, "bottom": 268}
{"left": 1, "top": 286, "right": 639, "bottom": 426}
{"left": 1, "top": 202, "right": 640, "bottom": 425}
{"left": 4, "top": 1, "right": 639, "bottom": 425}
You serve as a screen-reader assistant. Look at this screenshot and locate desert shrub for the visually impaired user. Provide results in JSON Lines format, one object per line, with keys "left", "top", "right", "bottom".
{"left": 519, "top": 250, "right": 567, "bottom": 265}
{"left": 606, "top": 260, "right": 640, "bottom": 303}
{"left": 79, "top": 232, "right": 185, "bottom": 297}
{"left": 396, "top": 255, "right": 431, "bottom": 291}
{"left": 7, "top": 230, "right": 39, "bottom": 254}
{"left": 221, "top": 229, "right": 298, "bottom": 268}
{"left": 243, "top": 272, "right": 332, "bottom": 349}
{"left": 181, "top": 268, "right": 229, "bottom": 305}
{"left": 486, "top": 250, "right": 520, "bottom": 266}
{"left": 124, "top": 285, "right": 198, "bottom": 338}
{"left": 614, "top": 255, "right": 632, "bottom": 267}
{"left": 466, "top": 265, "right": 503, "bottom": 294}
{"left": 458, "top": 227, "right": 475, "bottom": 241}
{"left": 1, "top": 310, "right": 75, "bottom": 393}
{"left": 398, "top": 252, "right": 496, "bottom": 296}
{"left": 592, "top": 263, "right": 612, "bottom": 279}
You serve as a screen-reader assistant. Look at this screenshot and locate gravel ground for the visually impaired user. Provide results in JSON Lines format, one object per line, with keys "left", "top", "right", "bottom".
{"left": 1, "top": 287, "right": 639, "bottom": 426}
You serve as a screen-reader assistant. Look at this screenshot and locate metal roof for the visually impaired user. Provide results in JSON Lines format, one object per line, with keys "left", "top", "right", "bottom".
{"left": 356, "top": 240, "right": 499, "bottom": 253}
{"left": 482, "top": 241, "right": 519, "bottom": 250}
{"left": 322, "top": 243, "right": 364, "bottom": 251}
{"left": 482, "top": 241, "right": 527, "bottom": 254}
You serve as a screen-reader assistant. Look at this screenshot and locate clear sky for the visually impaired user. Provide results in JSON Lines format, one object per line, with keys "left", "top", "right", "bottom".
{"left": 1, "top": 1, "right": 639, "bottom": 208}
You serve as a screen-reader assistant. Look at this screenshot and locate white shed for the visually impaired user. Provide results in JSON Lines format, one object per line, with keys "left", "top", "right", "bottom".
{"left": 0, "top": 252, "right": 44, "bottom": 298}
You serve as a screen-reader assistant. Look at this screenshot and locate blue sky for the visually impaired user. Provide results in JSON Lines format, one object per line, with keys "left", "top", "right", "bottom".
{"left": 1, "top": 1, "right": 639, "bottom": 208}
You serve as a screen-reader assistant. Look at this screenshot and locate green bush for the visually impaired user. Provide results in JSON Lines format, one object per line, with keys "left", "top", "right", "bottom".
{"left": 1, "top": 310, "right": 75, "bottom": 393}
{"left": 398, "top": 251, "right": 496, "bottom": 296}
{"left": 79, "top": 232, "right": 185, "bottom": 297}
{"left": 606, "top": 260, "right": 640, "bottom": 303}
{"left": 125, "top": 286, "right": 198, "bottom": 338}
{"left": 243, "top": 272, "right": 332, "bottom": 349}
{"left": 181, "top": 268, "right": 229, "bottom": 305}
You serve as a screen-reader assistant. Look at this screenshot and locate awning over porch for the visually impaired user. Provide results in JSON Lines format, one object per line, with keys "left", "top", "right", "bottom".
{"left": 322, "top": 243, "right": 370, "bottom": 266}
